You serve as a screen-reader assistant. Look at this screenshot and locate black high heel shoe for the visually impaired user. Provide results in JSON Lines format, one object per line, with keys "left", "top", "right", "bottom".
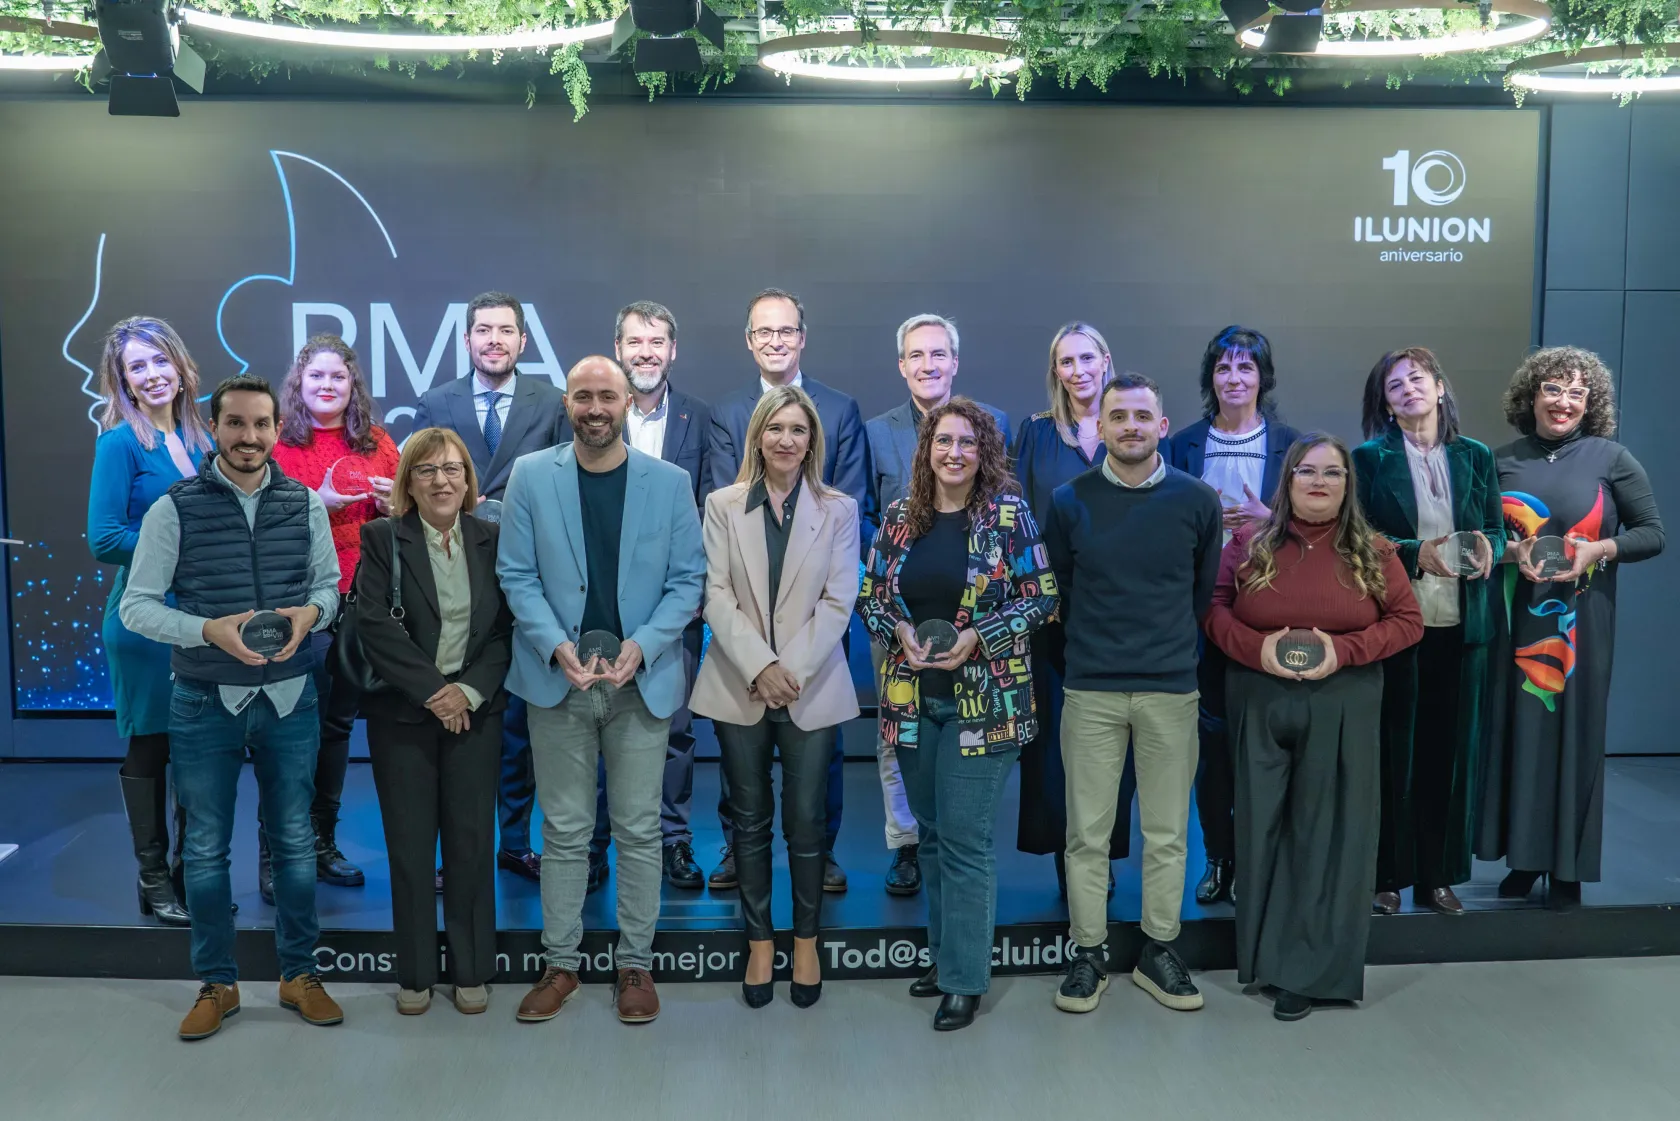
{"left": 789, "top": 980, "right": 822, "bottom": 1008}
{"left": 933, "top": 993, "right": 978, "bottom": 1031}
{"left": 1547, "top": 879, "right": 1582, "bottom": 912}
{"left": 1498, "top": 869, "right": 1546, "bottom": 899}
{"left": 742, "top": 980, "right": 774, "bottom": 1009}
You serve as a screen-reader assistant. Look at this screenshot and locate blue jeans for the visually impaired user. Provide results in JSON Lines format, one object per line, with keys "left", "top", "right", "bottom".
{"left": 901, "top": 694, "right": 1020, "bottom": 997}
{"left": 169, "top": 675, "right": 322, "bottom": 984}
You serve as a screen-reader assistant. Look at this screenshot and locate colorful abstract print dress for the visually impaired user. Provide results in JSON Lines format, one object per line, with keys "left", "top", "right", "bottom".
{"left": 1476, "top": 432, "right": 1664, "bottom": 882}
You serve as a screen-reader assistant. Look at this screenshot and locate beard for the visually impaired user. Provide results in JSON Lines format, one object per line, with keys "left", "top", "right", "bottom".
{"left": 1108, "top": 438, "right": 1156, "bottom": 466}
{"left": 626, "top": 359, "right": 670, "bottom": 397}
{"left": 571, "top": 411, "right": 626, "bottom": 449}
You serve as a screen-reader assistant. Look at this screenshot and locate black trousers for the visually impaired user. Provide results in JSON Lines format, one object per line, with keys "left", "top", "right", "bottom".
{"left": 1229, "top": 662, "right": 1381, "bottom": 1003}
{"left": 1377, "top": 625, "right": 1473, "bottom": 892}
{"left": 367, "top": 711, "right": 501, "bottom": 990}
{"left": 310, "top": 629, "right": 360, "bottom": 820}
{"left": 1193, "top": 642, "right": 1235, "bottom": 863}
{"left": 716, "top": 715, "right": 835, "bottom": 941}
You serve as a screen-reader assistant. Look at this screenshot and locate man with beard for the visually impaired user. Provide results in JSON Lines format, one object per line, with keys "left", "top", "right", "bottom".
{"left": 593, "top": 302, "right": 715, "bottom": 889}
{"left": 1039, "top": 373, "right": 1222, "bottom": 1017}
{"left": 413, "top": 292, "right": 569, "bottom": 884}
{"left": 707, "top": 288, "right": 866, "bottom": 893}
{"left": 121, "top": 375, "right": 345, "bottom": 1039}
{"left": 499, "top": 355, "right": 704, "bottom": 1025}
{"left": 861, "top": 313, "right": 1010, "bottom": 897}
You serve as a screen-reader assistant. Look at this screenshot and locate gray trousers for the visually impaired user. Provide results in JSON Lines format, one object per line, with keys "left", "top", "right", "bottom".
{"left": 530, "top": 682, "right": 670, "bottom": 972}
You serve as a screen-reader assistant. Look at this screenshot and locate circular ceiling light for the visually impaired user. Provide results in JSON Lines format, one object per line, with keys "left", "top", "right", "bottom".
{"left": 758, "top": 30, "right": 1023, "bottom": 83}
{"left": 176, "top": 8, "right": 616, "bottom": 52}
{"left": 1235, "top": 0, "right": 1551, "bottom": 57}
{"left": 1507, "top": 43, "right": 1680, "bottom": 93}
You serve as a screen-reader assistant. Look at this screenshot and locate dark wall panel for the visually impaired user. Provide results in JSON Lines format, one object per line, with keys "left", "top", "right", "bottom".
{"left": 1624, "top": 104, "right": 1680, "bottom": 293}
{"left": 1541, "top": 289, "right": 1625, "bottom": 380}
{"left": 1544, "top": 104, "right": 1630, "bottom": 292}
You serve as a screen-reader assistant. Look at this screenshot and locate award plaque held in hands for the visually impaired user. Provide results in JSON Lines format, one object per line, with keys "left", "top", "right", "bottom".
{"left": 915, "top": 619, "right": 960, "bottom": 659}
{"left": 1530, "top": 535, "right": 1575, "bottom": 580}
{"left": 240, "top": 611, "right": 292, "bottom": 658}
{"left": 1441, "top": 530, "right": 1484, "bottom": 577}
{"left": 1276, "top": 629, "right": 1325, "bottom": 674}
{"left": 577, "top": 630, "right": 623, "bottom": 668}
{"left": 325, "top": 456, "right": 372, "bottom": 498}
{"left": 473, "top": 498, "right": 504, "bottom": 525}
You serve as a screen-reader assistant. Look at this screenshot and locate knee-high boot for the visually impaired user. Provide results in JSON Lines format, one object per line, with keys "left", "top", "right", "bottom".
{"left": 119, "top": 775, "right": 190, "bottom": 926}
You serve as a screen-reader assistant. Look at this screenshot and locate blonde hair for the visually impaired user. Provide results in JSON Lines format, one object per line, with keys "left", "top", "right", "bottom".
{"left": 1045, "top": 322, "right": 1115, "bottom": 446}
{"left": 97, "top": 317, "right": 213, "bottom": 453}
{"left": 392, "top": 427, "right": 479, "bottom": 517}
{"left": 735, "top": 385, "right": 840, "bottom": 499}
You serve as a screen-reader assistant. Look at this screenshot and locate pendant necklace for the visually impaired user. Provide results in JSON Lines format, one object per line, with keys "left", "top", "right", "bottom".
{"left": 1300, "top": 523, "right": 1336, "bottom": 550}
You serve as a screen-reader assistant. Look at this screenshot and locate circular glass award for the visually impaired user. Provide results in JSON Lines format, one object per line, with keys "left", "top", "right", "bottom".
{"left": 240, "top": 611, "right": 292, "bottom": 658}
{"left": 1530, "top": 535, "right": 1576, "bottom": 580}
{"left": 1441, "top": 530, "right": 1484, "bottom": 577}
{"left": 473, "top": 498, "right": 504, "bottom": 525}
{"left": 915, "top": 619, "right": 960, "bottom": 658}
{"left": 325, "top": 456, "right": 372, "bottom": 498}
{"left": 577, "top": 630, "right": 623, "bottom": 666}
{"left": 1275, "top": 628, "right": 1325, "bottom": 674}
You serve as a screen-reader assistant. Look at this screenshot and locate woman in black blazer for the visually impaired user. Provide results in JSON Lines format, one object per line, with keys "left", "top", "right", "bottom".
{"left": 356, "top": 427, "right": 513, "bottom": 1017}
{"left": 1165, "top": 326, "right": 1299, "bottom": 906}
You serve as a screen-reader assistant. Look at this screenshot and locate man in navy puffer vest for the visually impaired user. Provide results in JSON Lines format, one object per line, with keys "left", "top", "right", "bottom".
{"left": 121, "top": 375, "right": 345, "bottom": 1041}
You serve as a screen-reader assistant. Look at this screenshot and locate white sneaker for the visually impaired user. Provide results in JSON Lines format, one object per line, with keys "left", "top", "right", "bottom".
{"left": 396, "top": 988, "right": 432, "bottom": 1015}
{"left": 453, "top": 984, "right": 489, "bottom": 1015}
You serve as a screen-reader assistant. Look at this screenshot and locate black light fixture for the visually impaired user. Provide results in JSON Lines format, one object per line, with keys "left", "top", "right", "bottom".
{"left": 612, "top": 0, "right": 726, "bottom": 74}
{"left": 93, "top": 0, "right": 203, "bottom": 116}
{"left": 1219, "top": 0, "right": 1272, "bottom": 33}
{"left": 1258, "top": 11, "right": 1325, "bottom": 53}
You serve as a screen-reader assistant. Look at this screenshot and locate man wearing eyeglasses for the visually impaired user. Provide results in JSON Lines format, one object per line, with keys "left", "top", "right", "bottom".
{"left": 707, "top": 288, "right": 867, "bottom": 893}
{"left": 1039, "top": 373, "right": 1222, "bottom": 1018}
{"left": 860, "top": 313, "right": 1010, "bottom": 897}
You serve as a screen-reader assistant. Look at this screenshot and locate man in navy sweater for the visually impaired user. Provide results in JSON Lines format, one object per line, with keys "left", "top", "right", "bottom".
{"left": 1040, "top": 372, "right": 1222, "bottom": 1017}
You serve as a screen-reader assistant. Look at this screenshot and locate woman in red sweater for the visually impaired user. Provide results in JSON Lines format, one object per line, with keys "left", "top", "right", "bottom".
{"left": 265, "top": 334, "right": 400, "bottom": 903}
{"left": 1204, "top": 433, "right": 1422, "bottom": 1022}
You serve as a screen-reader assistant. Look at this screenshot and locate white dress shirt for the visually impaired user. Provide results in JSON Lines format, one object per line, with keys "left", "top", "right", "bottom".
{"left": 423, "top": 515, "right": 484, "bottom": 711}
{"left": 626, "top": 388, "right": 670, "bottom": 460}
{"left": 472, "top": 373, "right": 515, "bottom": 437}
{"left": 119, "top": 458, "right": 339, "bottom": 717}
{"left": 760, "top": 371, "right": 804, "bottom": 397}
{"left": 1102, "top": 452, "right": 1167, "bottom": 490}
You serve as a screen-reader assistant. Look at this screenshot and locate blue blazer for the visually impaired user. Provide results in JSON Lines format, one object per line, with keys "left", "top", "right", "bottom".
{"left": 496, "top": 444, "right": 705, "bottom": 717}
{"left": 862, "top": 397, "right": 1011, "bottom": 545}
{"left": 412, "top": 371, "right": 570, "bottom": 501}
{"left": 1165, "top": 416, "right": 1300, "bottom": 508}
{"left": 707, "top": 375, "right": 868, "bottom": 509}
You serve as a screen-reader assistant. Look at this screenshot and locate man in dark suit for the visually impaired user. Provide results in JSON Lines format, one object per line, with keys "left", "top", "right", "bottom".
{"left": 861, "top": 314, "right": 1011, "bottom": 898}
{"left": 706, "top": 287, "right": 867, "bottom": 893}
{"left": 411, "top": 291, "right": 568, "bottom": 883}
{"left": 586, "top": 300, "right": 714, "bottom": 890}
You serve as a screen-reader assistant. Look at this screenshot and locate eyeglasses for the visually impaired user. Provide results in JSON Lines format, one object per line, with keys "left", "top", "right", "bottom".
{"left": 1539, "top": 381, "right": 1589, "bottom": 405}
{"left": 932, "top": 434, "right": 978, "bottom": 454}
{"left": 1291, "top": 467, "right": 1348, "bottom": 483}
{"left": 411, "top": 461, "right": 465, "bottom": 481}
{"left": 749, "top": 326, "right": 802, "bottom": 344}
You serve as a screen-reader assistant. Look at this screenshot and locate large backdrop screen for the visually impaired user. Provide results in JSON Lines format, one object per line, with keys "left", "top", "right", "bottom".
{"left": 0, "top": 100, "right": 1539, "bottom": 712}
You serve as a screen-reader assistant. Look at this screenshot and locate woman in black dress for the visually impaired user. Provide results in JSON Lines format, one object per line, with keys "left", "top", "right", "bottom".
{"left": 1012, "top": 322, "right": 1129, "bottom": 889}
{"left": 1477, "top": 346, "right": 1665, "bottom": 910}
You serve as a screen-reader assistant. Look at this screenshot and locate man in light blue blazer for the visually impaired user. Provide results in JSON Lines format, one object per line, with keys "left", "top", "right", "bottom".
{"left": 497, "top": 355, "right": 704, "bottom": 1025}
{"left": 860, "top": 313, "right": 1010, "bottom": 899}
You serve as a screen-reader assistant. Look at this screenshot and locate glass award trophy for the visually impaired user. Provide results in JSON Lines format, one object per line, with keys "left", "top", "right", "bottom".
{"left": 1441, "top": 531, "right": 1484, "bottom": 577}
{"left": 915, "top": 619, "right": 960, "bottom": 659}
{"left": 1530, "top": 535, "right": 1576, "bottom": 580}
{"left": 325, "top": 456, "right": 372, "bottom": 497}
{"left": 240, "top": 611, "right": 292, "bottom": 658}
{"left": 1275, "top": 628, "right": 1325, "bottom": 674}
{"left": 577, "top": 630, "right": 623, "bottom": 667}
{"left": 473, "top": 498, "right": 504, "bottom": 524}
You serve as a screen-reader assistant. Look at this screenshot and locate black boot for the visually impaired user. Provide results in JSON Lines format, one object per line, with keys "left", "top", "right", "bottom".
{"left": 119, "top": 775, "right": 190, "bottom": 927}
{"left": 258, "top": 827, "right": 275, "bottom": 906}
{"left": 1194, "top": 859, "right": 1234, "bottom": 905}
{"left": 933, "top": 993, "right": 979, "bottom": 1031}
{"left": 312, "top": 810, "right": 365, "bottom": 887}
{"left": 884, "top": 843, "right": 922, "bottom": 896}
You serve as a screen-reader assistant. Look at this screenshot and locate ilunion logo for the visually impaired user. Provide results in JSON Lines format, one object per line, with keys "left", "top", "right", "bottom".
{"left": 1355, "top": 146, "right": 1487, "bottom": 258}
{"left": 1382, "top": 149, "right": 1468, "bottom": 207}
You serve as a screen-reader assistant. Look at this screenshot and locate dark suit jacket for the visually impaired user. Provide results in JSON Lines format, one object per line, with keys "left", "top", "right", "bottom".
{"left": 707, "top": 374, "right": 868, "bottom": 509}
{"left": 411, "top": 371, "right": 569, "bottom": 501}
{"left": 862, "top": 398, "right": 1011, "bottom": 543}
{"left": 653, "top": 387, "right": 714, "bottom": 512}
{"left": 1166, "top": 415, "right": 1300, "bottom": 508}
{"left": 354, "top": 510, "right": 514, "bottom": 724}
{"left": 1352, "top": 427, "right": 1506, "bottom": 645}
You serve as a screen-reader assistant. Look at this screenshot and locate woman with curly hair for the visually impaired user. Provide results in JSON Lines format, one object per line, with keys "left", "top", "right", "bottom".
{"left": 1204, "top": 433, "right": 1422, "bottom": 1021}
{"left": 860, "top": 396, "right": 1059, "bottom": 1031}
{"left": 1476, "top": 347, "right": 1664, "bottom": 909}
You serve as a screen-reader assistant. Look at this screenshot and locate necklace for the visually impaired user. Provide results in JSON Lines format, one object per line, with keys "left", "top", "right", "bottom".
{"left": 1299, "top": 523, "right": 1336, "bottom": 550}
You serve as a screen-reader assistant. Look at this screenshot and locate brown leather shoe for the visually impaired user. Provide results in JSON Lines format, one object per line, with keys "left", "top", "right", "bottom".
{"left": 278, "top": 973, "right": 344, "bottom": 1026}
{"left": 178, "top": 982, "right": 240, "bottom": 1041}
{"left": 1372, "top": 890, "right": 1402, "bottom": 915}
{"left": 616, "top": 968, "right": 660, "bottom": 1024}
{"left": 1420, "top": 886, "right": 1466, "bottom": 915}
{"left": 516, "top": 967, "right": 580, "bottom": 1023}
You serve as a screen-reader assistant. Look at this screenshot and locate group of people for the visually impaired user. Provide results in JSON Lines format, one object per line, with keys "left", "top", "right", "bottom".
{"left": 87, "top": 289, "right": 1663, "bottom": 1042}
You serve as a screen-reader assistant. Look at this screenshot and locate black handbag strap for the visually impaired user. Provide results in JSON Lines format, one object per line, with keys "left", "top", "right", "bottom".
{"left": 388, "top": 517, "right": 405, "bottom": 620}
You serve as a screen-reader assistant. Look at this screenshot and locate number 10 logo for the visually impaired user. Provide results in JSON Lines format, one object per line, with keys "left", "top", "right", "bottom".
{"left": 1382, "top": 149, "right": 1467, "bottom": 207}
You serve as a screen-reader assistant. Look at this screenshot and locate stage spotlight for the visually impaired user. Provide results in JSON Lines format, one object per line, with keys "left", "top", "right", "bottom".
{"left": 1219, "top": 0, "right": 1272, "bottom": 31}
{"left": 613, "top": 0, "right": 725, "bottom": 74}
{"left": 1259, "top": 12, "right": 1324, "bottom": 53}
{"left": 93, "top": 0, "right": 203, "bottom": 116}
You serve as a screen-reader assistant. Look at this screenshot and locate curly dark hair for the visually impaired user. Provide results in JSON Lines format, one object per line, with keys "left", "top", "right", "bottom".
{"left": 279, "top": 334, "right": 383, "bottom": 454}
{"left": 904, "top": 397, "right": 1017, "bottom": 540}
{"left": 1502, "top": 346, "right": 1617, "bottom": 438}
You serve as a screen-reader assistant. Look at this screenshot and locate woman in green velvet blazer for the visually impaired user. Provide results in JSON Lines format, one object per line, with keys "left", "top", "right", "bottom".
{"left": 1353, "top": 348, "right": 1504, "bottom": 917}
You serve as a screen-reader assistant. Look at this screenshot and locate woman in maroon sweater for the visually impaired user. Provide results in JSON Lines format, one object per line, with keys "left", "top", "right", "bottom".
{"left": 1204, "top": 433, "right": 1422, "bottom": 1021}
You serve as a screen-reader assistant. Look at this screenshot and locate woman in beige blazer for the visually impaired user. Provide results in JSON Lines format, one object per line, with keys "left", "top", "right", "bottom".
{"left": 691, "top": 385, "right": 860, "bottom": 1011}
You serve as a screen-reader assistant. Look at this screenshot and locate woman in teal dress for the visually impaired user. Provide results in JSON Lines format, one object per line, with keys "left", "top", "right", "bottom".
{"left": 87, "top": 316, "right": 213, "bottom": 926}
